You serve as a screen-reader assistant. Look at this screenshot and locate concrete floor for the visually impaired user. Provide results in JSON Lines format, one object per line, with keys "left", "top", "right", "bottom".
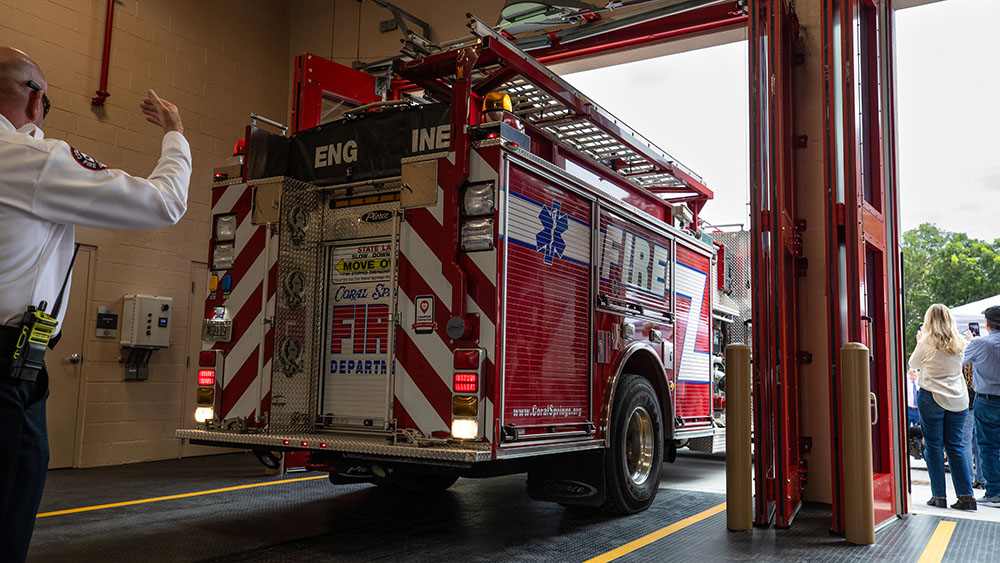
{"left": 27, "top": 449, "right": 1000, "bottom": 561}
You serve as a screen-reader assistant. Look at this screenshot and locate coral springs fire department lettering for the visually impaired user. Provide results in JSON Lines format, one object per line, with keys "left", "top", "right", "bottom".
{"left": 329, "top": 304, "right": 389, "bottom": 376}
{"left": 511, "top": 405, "right": 584, "bottom": 418}
{"left": 599, "top": 222, "right": 670, "bottom": 297}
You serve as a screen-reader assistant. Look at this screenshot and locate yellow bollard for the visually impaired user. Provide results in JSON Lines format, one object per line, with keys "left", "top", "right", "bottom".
{"left": 726, "top": 344, "right": 752, "bottom": 531}
{"left": 841, "top": 342, "right": 875, "bottom": 545}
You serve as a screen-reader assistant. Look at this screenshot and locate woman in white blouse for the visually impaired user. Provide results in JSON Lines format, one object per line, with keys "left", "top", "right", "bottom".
{"left": 909, "top": 304, "right": 976, "bottom": 510}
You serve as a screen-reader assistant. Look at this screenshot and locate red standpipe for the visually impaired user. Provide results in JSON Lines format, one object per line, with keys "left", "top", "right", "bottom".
{"left": 92, "top": 0, "right": 115, "bottom": 106}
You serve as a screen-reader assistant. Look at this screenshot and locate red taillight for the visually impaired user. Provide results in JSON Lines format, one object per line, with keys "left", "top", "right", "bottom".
{"left": 454, "top": 372, "right": 478, "bottom": 393}
{"left": 199, "top": 351, "right": 216, "bottom": 367}
{"left": 197, "top": 369, "right": 215, "bottom": 386}
{"left": 454, "top": 349, "right": 481, "bottom": 370}
{"left": 487, "top": 132, "right": 499, "bottom": 139}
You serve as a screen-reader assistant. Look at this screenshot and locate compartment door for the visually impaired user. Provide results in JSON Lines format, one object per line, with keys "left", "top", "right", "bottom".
{"left": 502, "top": 163, "right": 593, "bottom": 440}
{"left": 321, "top": 238, "right": 396, "bottom": 429}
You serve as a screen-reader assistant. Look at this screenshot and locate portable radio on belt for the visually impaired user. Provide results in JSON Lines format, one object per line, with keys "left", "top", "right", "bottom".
{"left": 10, "top": 302, "right": 59, "bottom": 381}
{"left": 8, "top": 244, "right": 79, "bottom": 381}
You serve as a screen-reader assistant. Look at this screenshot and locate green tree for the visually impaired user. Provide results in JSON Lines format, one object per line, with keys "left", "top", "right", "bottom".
{"left": 902, "top": 224, "right": 1000, "bottom": 358}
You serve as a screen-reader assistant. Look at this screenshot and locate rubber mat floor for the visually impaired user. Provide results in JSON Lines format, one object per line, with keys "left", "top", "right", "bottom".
{"left": 27, "top": 452, "right": 1000, "bottom": 562}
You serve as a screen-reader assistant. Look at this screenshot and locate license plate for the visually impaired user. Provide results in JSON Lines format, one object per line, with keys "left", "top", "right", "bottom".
{"left": 202, "top": 319, "right": 233, "bottom": 342}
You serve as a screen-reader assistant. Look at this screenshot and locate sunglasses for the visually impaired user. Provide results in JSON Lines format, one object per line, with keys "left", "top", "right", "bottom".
{"left": 26, "top": 80, "right": 50, "bottom": 118}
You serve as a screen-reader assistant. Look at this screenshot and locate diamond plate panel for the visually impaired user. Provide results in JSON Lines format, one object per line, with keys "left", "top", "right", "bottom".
{"left": 713, "top": 230, "right": 752, "bottom": 346}
{"left": 176, "top": 429, "right": 491, "bottom": 463}
{"left": 273, "top": 178, "right": 325, "bottom": 433}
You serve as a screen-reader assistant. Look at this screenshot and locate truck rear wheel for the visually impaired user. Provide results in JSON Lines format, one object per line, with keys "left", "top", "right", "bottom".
{"left": 602, "top": 374, "right": 663, "bottom": 514}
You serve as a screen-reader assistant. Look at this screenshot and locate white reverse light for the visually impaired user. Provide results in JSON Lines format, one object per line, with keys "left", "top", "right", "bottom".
{"left": 451, "top": 418, "right": 479, "bottom": 440}
{"left": 194, "top": 407, "right": 214, "bottom": 424}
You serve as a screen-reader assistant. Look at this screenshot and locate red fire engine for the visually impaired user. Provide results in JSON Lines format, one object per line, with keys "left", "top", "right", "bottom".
{"left": 178, "top": 17, "right": 724, "bottom": 514}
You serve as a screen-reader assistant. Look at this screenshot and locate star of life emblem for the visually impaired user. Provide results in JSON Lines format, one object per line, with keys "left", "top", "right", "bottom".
{"left": 535, "top": 199, "right": 569, "bottom": 265}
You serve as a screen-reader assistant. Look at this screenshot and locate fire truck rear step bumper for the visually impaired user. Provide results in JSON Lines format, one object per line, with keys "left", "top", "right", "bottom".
{"left": 176, "top": 429, "right": 493, "bottom": 464}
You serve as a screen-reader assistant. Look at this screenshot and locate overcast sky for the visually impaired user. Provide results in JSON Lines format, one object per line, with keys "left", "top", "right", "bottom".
{"left": 564, "top": 0, "right": 999, "bottom": 242}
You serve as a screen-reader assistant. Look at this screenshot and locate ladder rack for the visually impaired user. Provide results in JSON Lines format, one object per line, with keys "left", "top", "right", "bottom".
{"left": 394, "top": 15, "right": 712, "bottom": 210}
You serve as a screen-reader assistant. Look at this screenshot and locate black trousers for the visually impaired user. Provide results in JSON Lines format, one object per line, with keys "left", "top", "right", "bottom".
{"left": 0, "top": 361, "right": 49, "bottom": 563}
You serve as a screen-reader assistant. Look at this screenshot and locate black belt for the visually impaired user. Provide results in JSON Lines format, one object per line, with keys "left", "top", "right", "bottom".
{"left": 978, "top": 393, "right": 1000, "bottom": 401}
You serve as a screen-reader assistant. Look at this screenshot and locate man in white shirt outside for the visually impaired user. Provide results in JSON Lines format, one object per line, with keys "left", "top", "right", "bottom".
{"left": 0, "top": 46, "right": 191, "bottom": 562}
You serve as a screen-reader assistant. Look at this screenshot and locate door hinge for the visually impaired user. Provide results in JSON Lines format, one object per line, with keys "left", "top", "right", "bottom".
{"left": 760, "top": 209, "right": 771, "bottom": 232}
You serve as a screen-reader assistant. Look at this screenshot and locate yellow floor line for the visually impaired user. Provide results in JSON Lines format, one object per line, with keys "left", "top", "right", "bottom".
{"left": 37, "top": 474, "right": 328, "bottom": 519}
{"left": 583, "top": 502, "right": 727, "bottom": 563}
{"left": 916, "top": 520, "right": 957, "bottom": 563}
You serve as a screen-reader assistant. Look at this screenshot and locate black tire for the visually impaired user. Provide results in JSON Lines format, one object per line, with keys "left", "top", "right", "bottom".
{"left": 602, "top": 374, "right": 664, "bottom": 514}
{"left": 395, "top": 472, "right": 459, "bottom": 492}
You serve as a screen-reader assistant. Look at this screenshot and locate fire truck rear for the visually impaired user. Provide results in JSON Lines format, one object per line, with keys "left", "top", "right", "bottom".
{"left": 178, "top": 18, "right": 722, "bottom": 514}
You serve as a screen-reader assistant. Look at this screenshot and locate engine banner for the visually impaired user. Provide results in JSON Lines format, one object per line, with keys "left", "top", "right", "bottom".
{"left": 502, "top": 164, "right": 591, "bottom": 427}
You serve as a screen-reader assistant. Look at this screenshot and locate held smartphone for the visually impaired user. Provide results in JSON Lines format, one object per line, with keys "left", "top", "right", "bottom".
{"left": 969, "top": 322, "right": 981, "bottom": 337}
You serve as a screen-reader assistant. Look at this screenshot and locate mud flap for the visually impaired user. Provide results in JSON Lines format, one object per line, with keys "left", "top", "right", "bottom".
{"left": 527, "top": 449, "right": 607, "bottom": 507}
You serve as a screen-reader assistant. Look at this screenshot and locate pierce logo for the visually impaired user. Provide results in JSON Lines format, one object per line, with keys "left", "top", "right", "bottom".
{"left": 361, "top": 210, "right": 393, "bottom": 223}
{"left": 541, "top": 480, "right": 597, "bottom": 498}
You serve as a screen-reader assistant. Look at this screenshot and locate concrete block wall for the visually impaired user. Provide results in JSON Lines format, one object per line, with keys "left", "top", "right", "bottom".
{"left": 0, "top": 0, "right": 290, "bottom": 466}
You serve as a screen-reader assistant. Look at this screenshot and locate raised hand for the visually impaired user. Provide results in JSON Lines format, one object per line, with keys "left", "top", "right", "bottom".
{"left": 140, "top": 89, "right": 183, "bottom": 134}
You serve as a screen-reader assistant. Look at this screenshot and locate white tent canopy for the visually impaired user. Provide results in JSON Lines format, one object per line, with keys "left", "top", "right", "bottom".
{"left": 950, "top": 294, "right": 1000, "bottom": 330}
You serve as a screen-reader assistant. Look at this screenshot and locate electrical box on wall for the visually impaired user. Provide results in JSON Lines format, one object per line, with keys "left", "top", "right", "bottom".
{"left": 121, "top": 294, "right": 173, "bottom": 349}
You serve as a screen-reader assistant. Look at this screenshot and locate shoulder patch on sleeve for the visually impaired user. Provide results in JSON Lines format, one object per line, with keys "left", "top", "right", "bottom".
{"left": 70, "top": 147, "right": 108, "bottom": 171}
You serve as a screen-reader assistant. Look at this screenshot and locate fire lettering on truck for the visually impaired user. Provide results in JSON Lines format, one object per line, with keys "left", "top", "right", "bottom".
{"left": 329, "top": 304, "right": 389, "bottom": 376}
{"left": 599, "top": 222, "right": 670, "bottom": 297}
{"left": 314, "top": 140, "right": 358, "bottom": 168}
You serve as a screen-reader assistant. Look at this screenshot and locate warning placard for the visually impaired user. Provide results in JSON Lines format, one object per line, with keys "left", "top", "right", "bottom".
{"left": 413, "top": 295, "right": 435, "bottom": 334}
{"left": 330, "top": 243, "right": 393, "bottom": 284}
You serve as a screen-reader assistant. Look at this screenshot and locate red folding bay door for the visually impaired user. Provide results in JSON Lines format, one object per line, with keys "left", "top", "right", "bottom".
{"left": 823, "top": 0, "right": 907, "bottom": 531}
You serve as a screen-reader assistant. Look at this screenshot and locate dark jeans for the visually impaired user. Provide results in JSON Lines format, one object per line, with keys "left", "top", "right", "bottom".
{"left": 975, "top": 395, "right": 1000, "bottom": 498}
{"left": 917, "top": 389, "right": 973, "bottom": 498}
{"left": 964, "top": 404, "right": 985, "bottom": 484}
{"left": 0, "top": 363, "right": 50, "bottom": 563}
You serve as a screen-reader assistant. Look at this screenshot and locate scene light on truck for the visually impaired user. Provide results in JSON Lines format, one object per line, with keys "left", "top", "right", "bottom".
{"left": 459, "top": 218, "right": 494, "bottom": 251}
{"left": 452, "top": 418, "right": 478, "bottom": 440}
{"left": 214, "top": 213, "right": 237, "bottom": 242}
{"left": 453, "top": 372, "right": 478, "bottom": 393}
{"left": 463, "top": 182, "right": 495, "bottom": 216}
{"left": 194, "top": 407, "right": 214, "bottom": 424}
{"left": 197, "top": 369, "right": 216, "bottom": 386}
{"left": 212, "top": 242, "right": 235, "bottom": 270}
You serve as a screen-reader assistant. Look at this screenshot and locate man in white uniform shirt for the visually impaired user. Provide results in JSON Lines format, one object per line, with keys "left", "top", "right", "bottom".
{"left": 0, "top": 47, "right": 191, "bottom": 561}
